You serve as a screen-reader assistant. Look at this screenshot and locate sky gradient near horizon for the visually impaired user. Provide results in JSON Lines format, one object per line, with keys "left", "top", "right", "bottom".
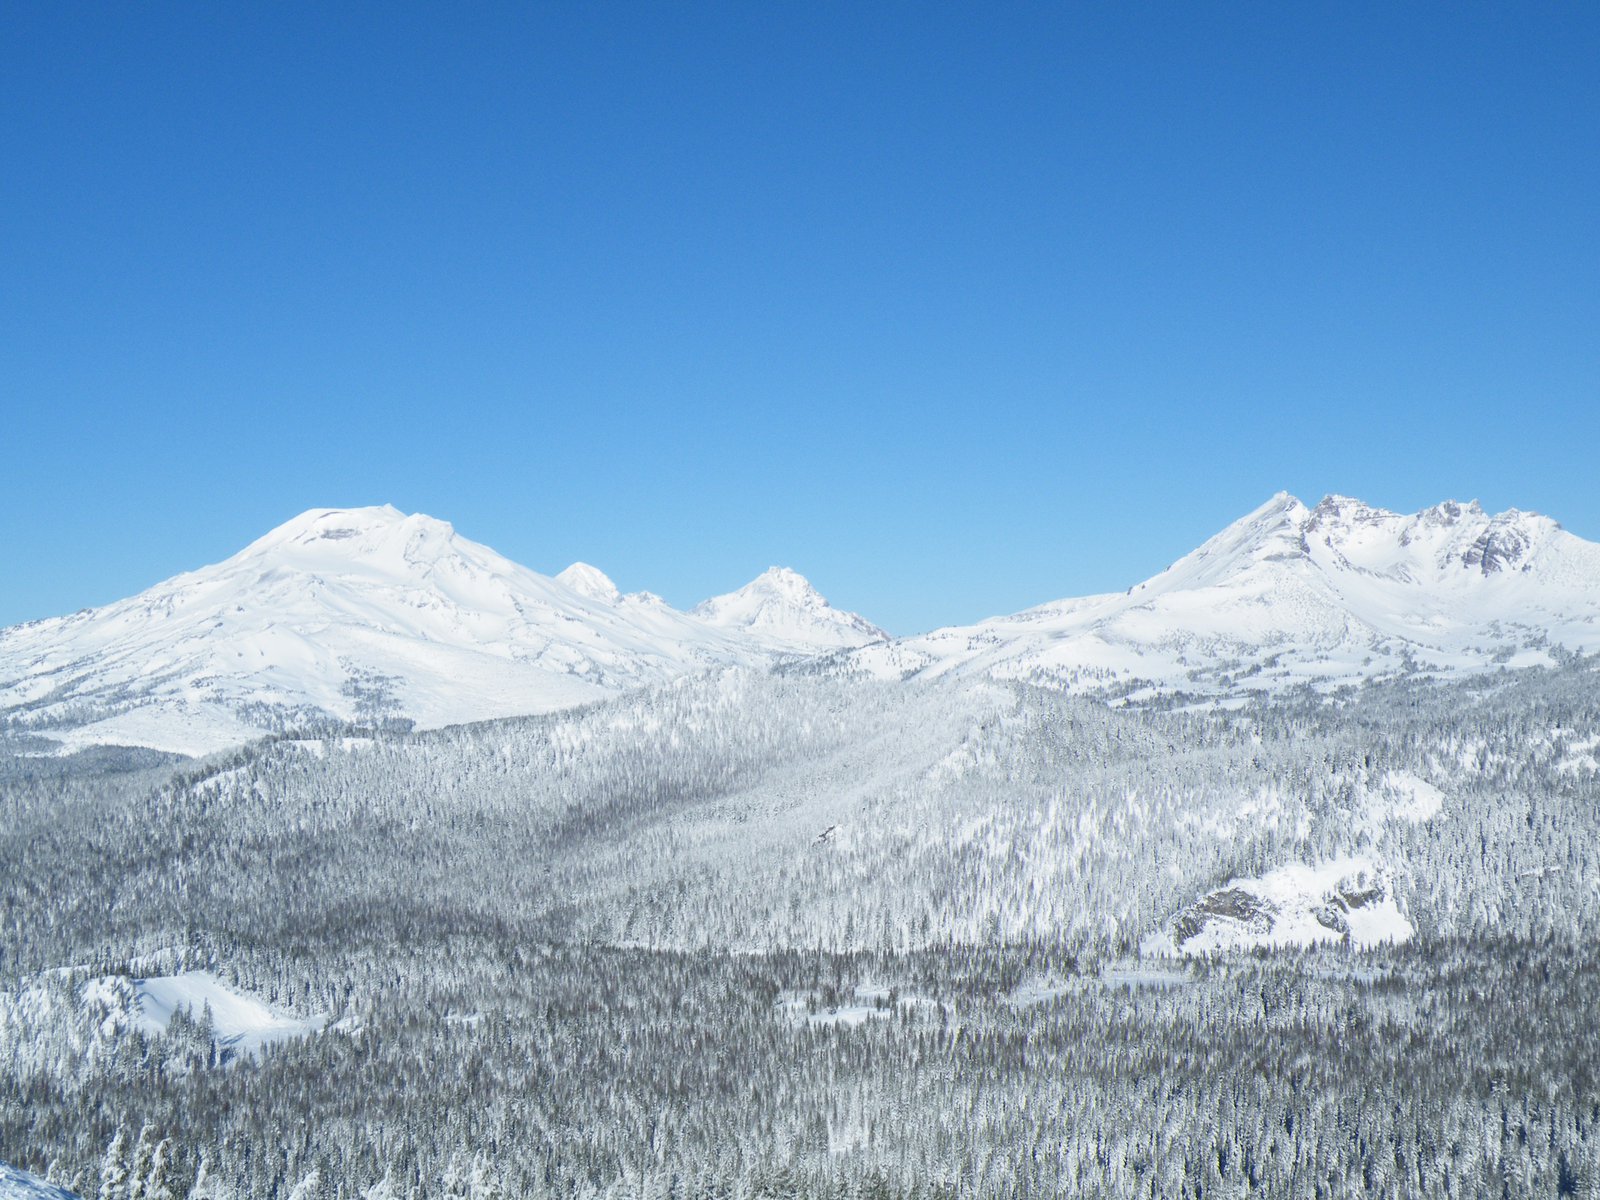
{"left": 4, "top": 4, "right": 1599, "bottom": 635}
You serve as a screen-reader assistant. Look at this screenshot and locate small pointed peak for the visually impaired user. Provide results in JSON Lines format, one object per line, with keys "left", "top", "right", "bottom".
{"left": 1311, "top": 493, "right": 1389, "bottom": 517}
{"left": 693, "top": 567, "right": 886, "bottom": 649}
{"left": 555, "top": 562, "right": 621, "bottom": 603}
{"left": 747, "top": 566, "right": 821, "bottom": 597}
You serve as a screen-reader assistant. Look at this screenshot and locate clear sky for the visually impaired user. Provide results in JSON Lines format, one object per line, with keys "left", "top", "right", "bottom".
{"left": 4, "top": 3, "right": 1598, "bottom": 635}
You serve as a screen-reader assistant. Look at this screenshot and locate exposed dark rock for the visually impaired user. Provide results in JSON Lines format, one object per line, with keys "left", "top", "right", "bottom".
{"left": 1173, "top": 887, "right": 1274, "bottom": 945}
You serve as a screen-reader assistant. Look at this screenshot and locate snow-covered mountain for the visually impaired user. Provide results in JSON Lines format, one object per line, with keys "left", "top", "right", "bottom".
{"left": 850, "top": 493, "right": 1600, "bottom": 696}
{"left": 694, "top": 566, "right": 888, "bottom": 652}
{"left": 0, "top": 506, "right": 882, "bottom": 756}
{"left": 9, "top": 492, "right": 1597, "bottom": 756}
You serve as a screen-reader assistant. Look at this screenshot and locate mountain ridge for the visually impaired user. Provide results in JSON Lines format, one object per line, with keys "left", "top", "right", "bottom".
{"left": 845, "top": 491, "right": 1600, "bottom": 696}
{"left": 6, "top": 492, "right": 1600, "bottom": 756}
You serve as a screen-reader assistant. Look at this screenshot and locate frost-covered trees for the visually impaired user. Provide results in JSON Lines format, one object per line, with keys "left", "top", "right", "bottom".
{"left": 96, "top": 1129, "right": 129, "bottom": 1200}
{"left": 4, "top": 661, "right": 1600, "bottom": 1197}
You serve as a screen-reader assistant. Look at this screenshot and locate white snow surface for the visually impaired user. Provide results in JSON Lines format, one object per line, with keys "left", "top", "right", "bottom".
{"left": 0, "top": 1164, "right": 78, "bottom": 1200}
{"left": 0, "top": 507, "right": 883, "bottom": 755}
{"left": 848, "top": 493, "right": 1600, "bottom": 697}
{"left": 554, "top": 562, "right": 622, "bottom": 603}
{"left": 130, "top": 972, "right": 323, "bottom": 1056}
{"left": 1371, "top": 771, "right": 1445, "bottom": 823}
{"left": 1145, "top": 857, "right": 1414, "bottom": 957}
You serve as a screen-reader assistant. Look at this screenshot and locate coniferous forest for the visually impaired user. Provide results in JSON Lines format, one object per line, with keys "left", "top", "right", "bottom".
{"left": 4, "top": 663, "right": 1600, "bottom": 1198}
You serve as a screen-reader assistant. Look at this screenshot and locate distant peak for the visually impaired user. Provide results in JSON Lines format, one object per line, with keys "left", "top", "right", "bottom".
{"left": 1313, "top": 493, "right": 1371, "bottom": 512}
{"left": 242, "top": 505, "right": 450, "bottom": 551}
{"left": 556, "top": 562, "right": 621, "bottom": 603}
{"left": 745, "top": 566, "right": 822, "bottom": 598}
{"left": 692, "top": 567, "right": 886, "bottom": 649}
{"left": 1418, "top": 499, "right": 1479, "bottom": 526}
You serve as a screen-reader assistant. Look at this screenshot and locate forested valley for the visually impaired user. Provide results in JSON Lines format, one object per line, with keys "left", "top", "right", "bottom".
{"left": 4, "top": 663, "right": 1600, "bottom": 1198}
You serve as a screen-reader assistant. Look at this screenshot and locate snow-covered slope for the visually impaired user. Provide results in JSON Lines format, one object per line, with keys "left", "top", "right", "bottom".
{"left": 850, "top": 493, "right": 1600, "bottom": 697}
{"left": 0, "top": 507, "right": 880, "bottom": 755}
{"left": 693, "top": 567, "right": 887, "bottom": 652}
{"left": 0, "top": 1164, "right": 78, "bottom": 1200}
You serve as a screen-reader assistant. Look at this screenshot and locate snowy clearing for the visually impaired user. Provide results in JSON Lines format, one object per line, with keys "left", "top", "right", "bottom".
{"left": 82, "top": 972, "right": 326, "bottom": 1059}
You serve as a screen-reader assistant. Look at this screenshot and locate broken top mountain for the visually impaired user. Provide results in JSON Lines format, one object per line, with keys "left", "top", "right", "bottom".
{"left": 846, "top": 492, "right": 1600, "bottom": 697}
{"left": 0, "top": 506, "right": 884, "bottom": 755}
{"left": 4, "top": 493, "right": 1599, "bottom": 757}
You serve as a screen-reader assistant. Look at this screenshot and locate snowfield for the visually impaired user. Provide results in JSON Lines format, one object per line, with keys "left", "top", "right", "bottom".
{"left": 132, "top": 972, "right": 325, "bottom": 1057}
{"left": 1371, "top": 770, "right": 1445, "bottom": 823}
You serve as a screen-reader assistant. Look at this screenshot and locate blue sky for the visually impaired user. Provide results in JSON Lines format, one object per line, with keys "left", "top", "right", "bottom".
{"left": 4, "top": 3, "right": 1598, "bottom": 634}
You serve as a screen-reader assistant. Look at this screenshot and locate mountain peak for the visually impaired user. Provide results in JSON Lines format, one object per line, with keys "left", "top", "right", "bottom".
{"left": 1419, "top": 499, "right": 1486, "bottom": 526}
{"left": 694, "top": 569, "right": 886, "bottom": 652}
{"left": 747, "top": 566, "right": 823, "bottom": 600}
{"left": 1311, "top": 493, "right": 1382, "bottom": 516}
{"left": 236, "top": 506, "right": 459, "bottom": 564}
{"left": 556, "top": 562, "right": 622, "bottom": 603}
{"left": 264, "top": 504, "right": 412, "bottom": 537}
{"left": 1139, "top": 492, "right": 1311, "bottom": 594}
